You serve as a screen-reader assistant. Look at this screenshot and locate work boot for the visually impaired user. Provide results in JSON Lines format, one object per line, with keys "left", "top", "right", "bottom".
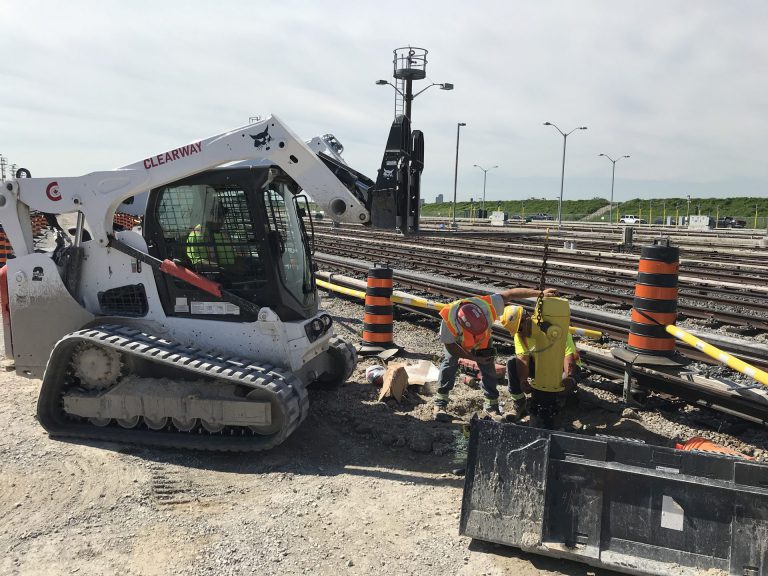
{"left": 433, "top": 405, "right": 451, "bottom": 423}
{"left": 481, "top": 404, "right": 505, "bottom": 423}
{"left": 505, "top": 398, "right": 528, "bottom": 421}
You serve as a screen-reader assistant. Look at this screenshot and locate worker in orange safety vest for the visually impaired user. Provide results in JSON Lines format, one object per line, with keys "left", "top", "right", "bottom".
{"left": 433, "top": 286, "right": 556, "bottom": 422}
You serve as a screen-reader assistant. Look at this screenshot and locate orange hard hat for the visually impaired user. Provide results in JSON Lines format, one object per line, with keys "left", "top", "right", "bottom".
{"left": 456, "top": 302, "right": 489, "bottom": 335}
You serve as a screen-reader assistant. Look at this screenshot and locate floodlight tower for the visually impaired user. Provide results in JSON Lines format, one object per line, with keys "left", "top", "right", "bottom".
{"left": 376, "top": 47, "right": 453, "bottom": 121}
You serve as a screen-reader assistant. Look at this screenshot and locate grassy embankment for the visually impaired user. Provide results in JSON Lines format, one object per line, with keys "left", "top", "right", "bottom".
{"left": 421, "top": 197, "right": 768, "bottom": 227}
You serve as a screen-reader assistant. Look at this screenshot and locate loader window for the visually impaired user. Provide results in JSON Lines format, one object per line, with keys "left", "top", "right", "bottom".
{"left": 264, "top": 183, "right": 312, "bottom": 306}
{"left": 155, "top": 184, "right": 267, "bottom": 287}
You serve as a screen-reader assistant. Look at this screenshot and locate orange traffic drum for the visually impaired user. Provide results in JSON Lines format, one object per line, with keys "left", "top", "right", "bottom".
{"left": 362, "top": 265, "right": 394, "bottom": 347}
{"left": 627, "top": 240, "right": 679, "bottom": 356}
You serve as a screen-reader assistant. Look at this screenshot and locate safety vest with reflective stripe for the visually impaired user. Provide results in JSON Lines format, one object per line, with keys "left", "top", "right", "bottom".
{"left": 187, "top": 225, "right": 236, "bottom": 265}
{"left": 515, "top": 333, "right": 584, "bottom": 367}
{"left": 439, "top": 295, "right": 498, "bottom": 350}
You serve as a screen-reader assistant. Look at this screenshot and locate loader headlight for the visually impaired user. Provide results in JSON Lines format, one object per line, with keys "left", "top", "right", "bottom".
{"left": 305, "top": 314, "right": 333, "bottom": 342}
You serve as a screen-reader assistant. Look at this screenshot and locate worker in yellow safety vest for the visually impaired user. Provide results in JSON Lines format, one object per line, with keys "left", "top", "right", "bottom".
{"left": 433, "top": 286, "right": 557, "bottom": 423}
{"left": 501, "top": 305, "right": 585, "bottom": 420}
{"left": 187, "top": 203, "right": 237, "bottom": 270}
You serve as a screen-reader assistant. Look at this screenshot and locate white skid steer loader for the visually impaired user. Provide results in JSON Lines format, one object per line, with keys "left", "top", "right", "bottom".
{"left": 0, "top": 114, "right": 424, "bottom": 451}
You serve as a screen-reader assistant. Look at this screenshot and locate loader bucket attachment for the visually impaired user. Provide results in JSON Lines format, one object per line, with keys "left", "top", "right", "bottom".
{"left": 460, "top": 419, "right": 768, "bottom": 576}
{"left": 371, "top": 115, "right": 421, "bottom": 234}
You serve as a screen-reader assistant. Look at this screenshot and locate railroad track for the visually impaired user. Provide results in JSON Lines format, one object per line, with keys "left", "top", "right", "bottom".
{"left": 314, "top": 219, "right": 768, "bottom": 267}
{"left": 316, "top": 261, "right": 768, "bottom": 371}
{"left": 316, "top": 268, "right": 768, "bottom": 425}
{"left": 315, "top": 231, "right": 768, "bottom": 333}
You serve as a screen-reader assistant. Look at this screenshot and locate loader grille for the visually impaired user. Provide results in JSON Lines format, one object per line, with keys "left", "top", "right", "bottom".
{"left": 97, "top": 284, "right": 149, "bottom": 317}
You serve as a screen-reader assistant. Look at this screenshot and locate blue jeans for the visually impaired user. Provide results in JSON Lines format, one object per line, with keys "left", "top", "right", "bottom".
{"left": 434, "top": 346, "right": 500, "bottom": 407}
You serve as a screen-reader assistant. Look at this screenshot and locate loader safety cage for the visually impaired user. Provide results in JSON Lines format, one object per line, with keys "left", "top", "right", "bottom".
{"left": 460, "top": 419, "right": 768, "bottom": 576}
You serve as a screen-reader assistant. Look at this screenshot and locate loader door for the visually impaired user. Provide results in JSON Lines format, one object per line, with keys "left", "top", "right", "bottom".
{"left": 144, "top": 167, "right": 317, "bottom": 321}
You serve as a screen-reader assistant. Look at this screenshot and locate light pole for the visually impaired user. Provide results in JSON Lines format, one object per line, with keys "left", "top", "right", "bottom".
{"left": 473, "top": 164, "right": 498, "bottom": 214}
{"left": 544, "top": 122, "right": 587, "bottom": 227}
{"left": 375, "top": 80, "right": 453, "bottom": 121}
{"left": 598, "top": 154, "right": 630, "bottom": 226}
{"left": 375, "top": 47, "right": 453, "bottom": 122}
{"left": 686, "top": 195, "right": 691, "bottom": 226}
{"left": 452, "top": 122, "right": 467, "bottom": 228}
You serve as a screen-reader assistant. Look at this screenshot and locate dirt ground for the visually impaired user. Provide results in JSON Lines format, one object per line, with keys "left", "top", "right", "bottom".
{"left": 1, "top": 293, "right": 766, "bottom": 576}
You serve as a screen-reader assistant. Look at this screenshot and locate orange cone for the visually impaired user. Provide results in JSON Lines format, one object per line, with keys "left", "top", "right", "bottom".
{"left": 675, "top": 436, "right": 753, "bottom": 460}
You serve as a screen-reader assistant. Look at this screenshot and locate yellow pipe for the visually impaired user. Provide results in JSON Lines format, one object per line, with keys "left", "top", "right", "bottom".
{"left": 666, "top": 324, "right": 768, "bottom": 387}
{"left": 316, "top": 278, "right": 603, "bottom": 339}
{"left": 392, "top": 293, "right": 445, "bottom": 311}
{"left": 316, "top": 279, "right": 366, "bottom": 299}
{"left": 569, "top": 326, "right": 603, "bottom": 339}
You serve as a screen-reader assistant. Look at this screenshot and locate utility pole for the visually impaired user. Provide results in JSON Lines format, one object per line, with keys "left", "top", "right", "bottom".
{"left": 473, "top": 164, "right": 498, "bottom": 215}
{"left": 544, "top": 122, "right": 587, "bottom": 228}
{"left": 598, "top": 154, "right": 630, "bottom": 226}
{"left": 451, "top": 122, "right": 466, "bottom": 228}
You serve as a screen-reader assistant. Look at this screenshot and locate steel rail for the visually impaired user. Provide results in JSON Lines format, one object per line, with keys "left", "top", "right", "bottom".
{"left": 315, "top": 258, "right": 768, "bottom": 371}
{"left": 315, "top": 241, "right": 768, "bottom": 332}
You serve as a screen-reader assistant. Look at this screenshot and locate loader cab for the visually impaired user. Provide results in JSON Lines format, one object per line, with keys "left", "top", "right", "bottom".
{"left": 143, "top": 166, "right": 317, "bottom": 322}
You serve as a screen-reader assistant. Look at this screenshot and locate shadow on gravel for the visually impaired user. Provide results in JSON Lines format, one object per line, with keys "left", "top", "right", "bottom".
{"left": 57, "top": 390, "right": 471, "bottom": 489}
{"left": 468, "top": 539, "right": 624, "bottom": 576}
{"left": 54, "top": 376, "right": 681, "bottom": 487}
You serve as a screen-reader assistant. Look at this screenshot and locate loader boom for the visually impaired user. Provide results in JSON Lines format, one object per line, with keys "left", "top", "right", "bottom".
{"left": 0, "top": 115, "right": 370, "bottom": 257}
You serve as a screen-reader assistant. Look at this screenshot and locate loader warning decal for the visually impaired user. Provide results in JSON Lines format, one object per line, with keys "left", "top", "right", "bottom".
{"left": 46, "top": 181, "right": 61, "bottom": 201}
{"left": 143, "top": 141, "right": 202, "bottom": 170}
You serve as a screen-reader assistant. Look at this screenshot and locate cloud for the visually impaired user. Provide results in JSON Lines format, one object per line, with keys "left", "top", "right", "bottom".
{"left": 1, "top": 0, "right": 766, "bottom": 202}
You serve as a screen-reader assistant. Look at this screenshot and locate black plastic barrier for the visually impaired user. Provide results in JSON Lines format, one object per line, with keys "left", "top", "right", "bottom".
{"left": 460, "top": 419, "right": 768, "bottom": 575}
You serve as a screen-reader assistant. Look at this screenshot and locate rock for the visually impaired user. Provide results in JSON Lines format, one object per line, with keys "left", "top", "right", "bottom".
{"left": 408, "top": 433, "right": 434, "bottom": 453}
{"left": 380, "top": 432, "right": 396, "bottom": 446}
{"left": 353, "top": 421, "right": 373, "bottom": 434}
{"left": 346, "top": 559, "right": 354, "bottom": 567}
{"left": 621, "top": 408, "right": 641, "bottom": 421}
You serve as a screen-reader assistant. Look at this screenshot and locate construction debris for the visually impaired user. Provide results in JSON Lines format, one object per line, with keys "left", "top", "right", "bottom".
{"left": 378, "top": 363, "right": 409, "bottom": 402}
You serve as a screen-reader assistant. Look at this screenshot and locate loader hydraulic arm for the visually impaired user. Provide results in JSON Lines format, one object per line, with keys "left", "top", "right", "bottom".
{"left": 0, "top": 116, "right": 371, "bottom": 257}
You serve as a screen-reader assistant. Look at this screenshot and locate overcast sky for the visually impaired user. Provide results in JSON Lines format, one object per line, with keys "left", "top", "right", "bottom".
{"left": 2, "top": 0, "right": 767, "bottom": 203}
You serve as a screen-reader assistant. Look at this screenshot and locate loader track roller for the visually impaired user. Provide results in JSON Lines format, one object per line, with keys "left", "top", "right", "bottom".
{"left": 37, "top": 325, "right": 310, "bottom": 451}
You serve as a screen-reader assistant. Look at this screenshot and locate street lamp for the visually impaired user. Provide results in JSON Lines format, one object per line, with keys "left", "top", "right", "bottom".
{"left": 452, "top": 122, "right": 467, "bottom": 228}
{"left": 598, "top": 154, "right": 630, "bottom": 225}
{"left": 375, "top": 80, "right": 453, "bottom": 121}
{"left": 543, "top": 122, "right": 587, "bottom": 227}
{"left": 473, "top": 164, "right": 499, "bottom": 214}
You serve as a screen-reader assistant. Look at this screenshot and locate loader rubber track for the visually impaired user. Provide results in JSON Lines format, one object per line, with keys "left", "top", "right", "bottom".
{"left": 37, "top": 325, "right": 309, "bottom": 452}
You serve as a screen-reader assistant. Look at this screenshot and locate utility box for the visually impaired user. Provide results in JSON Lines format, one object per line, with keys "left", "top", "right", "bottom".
{"left": 489, "top": 211, "right": 508, "bottom": 227}
{"left": 622, "top": 226, "right": 634, "bottom": 247}
{"left": 688, "top": 215, "right": 714, "bottom": 230}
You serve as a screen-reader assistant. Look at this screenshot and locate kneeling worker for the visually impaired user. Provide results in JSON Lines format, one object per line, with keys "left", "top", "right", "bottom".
{"left": 433, "top": 286, "right": 556, "bottom": 422}
{"left": 503, "top": 307, "right": 584, "bottom": 420}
